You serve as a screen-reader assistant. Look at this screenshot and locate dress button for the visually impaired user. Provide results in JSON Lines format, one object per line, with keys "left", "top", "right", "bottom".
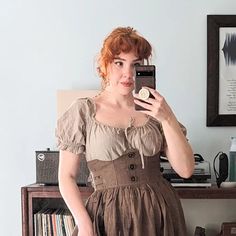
{"left": 128, "top": 152, "right": 135, "bottom": 158}
{"left": 129, "top": 164, "right": 136, "bottom": 170}
{"left": 131, "top": 176, "right": 136, "bottom": 182}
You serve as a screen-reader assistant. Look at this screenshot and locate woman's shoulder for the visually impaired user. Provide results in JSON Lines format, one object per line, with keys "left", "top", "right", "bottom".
{"left": 71, "top": 97, "right": 95, "bottom": 111}
{"left": 60, "top": 97, "right": 96, "bottom": 121}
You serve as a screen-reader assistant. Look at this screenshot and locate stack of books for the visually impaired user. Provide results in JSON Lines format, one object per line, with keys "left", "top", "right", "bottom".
{"left": 34, "top": 208, "right": 75, "bottom": 236}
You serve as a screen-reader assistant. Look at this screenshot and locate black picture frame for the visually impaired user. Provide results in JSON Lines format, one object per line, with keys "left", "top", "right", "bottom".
{"left": 207, "top": 15, "right": 236, "bottom": 126}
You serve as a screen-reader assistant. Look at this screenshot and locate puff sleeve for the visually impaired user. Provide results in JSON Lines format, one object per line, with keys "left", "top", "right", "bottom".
{"left": 55, "top": 99, "right": 86, "bottom": 155}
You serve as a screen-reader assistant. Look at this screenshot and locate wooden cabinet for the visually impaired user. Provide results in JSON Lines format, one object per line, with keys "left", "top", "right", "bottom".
{"left": 21, "top": 184, "right": 236, "bottom": 236}
{"left": 21, "top": 184, "right": 93, "bottom": 236}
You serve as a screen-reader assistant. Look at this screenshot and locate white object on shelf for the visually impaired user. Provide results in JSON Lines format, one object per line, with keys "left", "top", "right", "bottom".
{"left": 220, "top": 181, "right": 236, "bottom": 188}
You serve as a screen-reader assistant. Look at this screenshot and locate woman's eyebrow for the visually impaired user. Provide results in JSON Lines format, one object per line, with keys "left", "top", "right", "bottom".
{"left": 113, "top": 57, "right": 141, "bottom": 62}
{"left": 113, "top": 57, "right": 125, "bottom": 61}
{"left": 134, "top": 58, "right": 142, "bottom": 62}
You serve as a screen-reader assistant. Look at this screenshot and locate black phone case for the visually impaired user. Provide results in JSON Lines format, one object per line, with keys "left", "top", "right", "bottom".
{"left": 134, "top": 65, "right": 156, "bottom": 111}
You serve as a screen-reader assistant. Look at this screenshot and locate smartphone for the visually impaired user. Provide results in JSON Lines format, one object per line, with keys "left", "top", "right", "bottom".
{"left": 134, "top": 65, "right": 156, "bottom": 111}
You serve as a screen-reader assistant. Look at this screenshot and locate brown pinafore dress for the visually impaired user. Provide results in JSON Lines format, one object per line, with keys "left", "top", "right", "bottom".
{"left": 56, "top": 98, "right": 187, "bottom": 236}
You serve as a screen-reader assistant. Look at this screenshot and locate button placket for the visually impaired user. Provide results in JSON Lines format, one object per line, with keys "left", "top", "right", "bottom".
{"left": 127, "top": 151, "right": 138, "bottom": 182}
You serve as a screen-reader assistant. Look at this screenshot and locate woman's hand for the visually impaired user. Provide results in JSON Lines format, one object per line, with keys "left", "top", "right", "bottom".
{"left": 134, "top": 87, "right": 174, "bottom": 123}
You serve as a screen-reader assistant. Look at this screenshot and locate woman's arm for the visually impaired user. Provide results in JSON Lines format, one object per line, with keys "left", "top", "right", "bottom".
{"left": 58, "top": 150, "right": 94, "bottom": 235}
{"left": 134, "top": 87, "right": 194, "bottom": 178}
{"left": 160, "top": 114, "right": 194, "bottom": 178}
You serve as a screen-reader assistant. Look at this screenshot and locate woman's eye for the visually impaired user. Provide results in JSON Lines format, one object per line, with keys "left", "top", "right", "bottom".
{"left": 114, "top": 61, "right": 123, "bottom": 67}
{"left": 134, "top": 62, "right": 141, "bottom": 67}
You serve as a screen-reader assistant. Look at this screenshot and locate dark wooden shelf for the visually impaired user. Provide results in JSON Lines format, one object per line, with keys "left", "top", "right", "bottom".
{"left": 23, "top": 183, "right": 236, "bottom": 199}
{"left": 21, "top": 183, "right": 236, "bottom": 236}
{"left": 176, "top": 186, "right": 236, "bottom": 199}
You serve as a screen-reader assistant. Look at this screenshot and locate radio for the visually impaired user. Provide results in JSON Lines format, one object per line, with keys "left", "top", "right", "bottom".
{"left": 36, "top": 149, "right": 89, "bottom": 186}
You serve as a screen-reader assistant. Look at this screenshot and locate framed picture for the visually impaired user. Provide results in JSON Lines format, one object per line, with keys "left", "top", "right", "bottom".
{"left": 207, "top": 15, "right": 236, "bottom": 126}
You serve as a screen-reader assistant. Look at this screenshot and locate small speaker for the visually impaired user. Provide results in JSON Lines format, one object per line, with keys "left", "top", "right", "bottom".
{"left": 36, "top": 150, "right": 89, "bottom": 185}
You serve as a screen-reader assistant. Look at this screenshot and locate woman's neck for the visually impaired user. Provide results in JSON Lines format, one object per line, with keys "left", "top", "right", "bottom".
{"left": 101, "top": 89, "right": 134, "bottom": 109}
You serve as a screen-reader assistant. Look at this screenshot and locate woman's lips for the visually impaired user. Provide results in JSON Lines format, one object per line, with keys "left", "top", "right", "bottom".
{"left": 120, "top": 82, "right": 133, "bottom": 87}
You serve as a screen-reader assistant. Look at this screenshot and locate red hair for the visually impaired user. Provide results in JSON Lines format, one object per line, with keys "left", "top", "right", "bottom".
{"left": 97, "top": 27, "right": 152, "bottom": 86}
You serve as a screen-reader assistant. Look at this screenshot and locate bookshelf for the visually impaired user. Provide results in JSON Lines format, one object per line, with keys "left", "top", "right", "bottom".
{"left": 21, "top": 184, "right": 236, "bottom": 236}
{"left": 21, "top": 184, "right": 93, "bottom": 236}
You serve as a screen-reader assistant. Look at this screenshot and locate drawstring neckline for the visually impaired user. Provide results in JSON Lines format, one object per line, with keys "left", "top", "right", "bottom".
{"left": 140, "top": 151, "right": 145, "bottom": 169}
{"left": 138, "top": 131, "right": 145, "bottom": 168}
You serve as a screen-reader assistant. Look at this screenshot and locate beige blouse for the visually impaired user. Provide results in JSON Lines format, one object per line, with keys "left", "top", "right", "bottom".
{"left": 55, "top": 98, "right": 186, "bottom": 168}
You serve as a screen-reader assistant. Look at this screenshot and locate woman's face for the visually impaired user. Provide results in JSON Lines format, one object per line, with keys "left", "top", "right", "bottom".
{"left": 106, "top": 51, "right": 143, "bottom": 95}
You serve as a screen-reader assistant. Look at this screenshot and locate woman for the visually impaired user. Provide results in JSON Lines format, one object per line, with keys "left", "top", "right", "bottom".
{"left": 56, "top": 26, "right": 194, "bottom": 236}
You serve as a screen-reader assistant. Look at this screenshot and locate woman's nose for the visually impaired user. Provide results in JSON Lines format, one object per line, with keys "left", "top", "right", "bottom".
{"left": 123, "top": 66, "right": 134, "bottom": 78}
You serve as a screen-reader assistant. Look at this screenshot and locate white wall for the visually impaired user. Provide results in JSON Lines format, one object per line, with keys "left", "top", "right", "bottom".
{"left": 1, "top": 0, "right": 236, "bottom": 235}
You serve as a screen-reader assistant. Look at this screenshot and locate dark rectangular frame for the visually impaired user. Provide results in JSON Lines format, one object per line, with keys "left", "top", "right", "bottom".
{"left": 207, "top": 15, "right": 236, "bottom": 126}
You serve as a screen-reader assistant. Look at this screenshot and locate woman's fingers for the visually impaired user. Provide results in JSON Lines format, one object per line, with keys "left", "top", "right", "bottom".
{"left": 134, "top": 98, "right": 153, "bottom": 111}
{"left": 134, "top": 87, "right": 171, "bottom": 122}
{"left": 143, "top": 87, "right": 161, "bottom": 99}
